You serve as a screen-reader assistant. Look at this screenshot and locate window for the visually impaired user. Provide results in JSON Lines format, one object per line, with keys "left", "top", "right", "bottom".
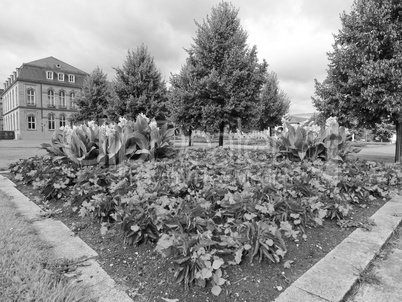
{"left": 46, "top": 71, "right": 53, "bottom": 80}
{"left": 58, "top": 73, "right": 64, "bottom": 81}
{"left": 27, "top": 115, "right": 36, "bottom": 130}
{"left": 59, "top": 91, "right": 66, "bottom": 107}
{"left": 70, "top": 92, "right": 76, "bottom": 108}
{"left": 27, "top": 88, "right": 35, "bottom": 105}
{"left": 48, "top": 90, "right": 55, "bottom": 106}
{"left": 48, "top": 113, "right": 55, "bottom": 130}
{"left": 68, "top": 74, "right": 75, "bottom": 83}
{"left": 60, "top": 114, "right": 66, "bottom": 127}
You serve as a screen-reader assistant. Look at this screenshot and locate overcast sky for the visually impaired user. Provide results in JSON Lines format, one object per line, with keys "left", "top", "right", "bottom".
{"left": 0, "top": 0, "right": 354, "bottom": 114}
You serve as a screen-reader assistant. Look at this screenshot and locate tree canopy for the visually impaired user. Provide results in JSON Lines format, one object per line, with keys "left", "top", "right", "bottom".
{"left": 168, "top": 1, "right": 267, "bottom": 146}
{"left": 70, "top": 67, "right": 114, "bottom": 124}
{"left": 313, "top": 0, "right": 402, "bottom": 126}
{"left": 312, "top": 0, "right": 402, "bottom": 161}
{"left": 110, "top": 44, "right": 168, "bottom": 122}
{"left": 254, "top": 72, "right": 290, "bottom": 131}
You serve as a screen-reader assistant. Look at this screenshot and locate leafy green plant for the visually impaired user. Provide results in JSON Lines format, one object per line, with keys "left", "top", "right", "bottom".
{"left": 40, "top": 114, "right": 176, "bottom": 167}
{"left": 324, "top": 118, "right": 361, "bottom": 161}
{"left": 238, "top": 220, "right": 287, "bottom": 264}
{"left": 276, "top": 117, "right": 361, "bottom": 162}
{"left": 277, "top": 121, "right": 326, "bottom": 161}
{"left": 157, "top": 231, "right": 227, "bottom": 296}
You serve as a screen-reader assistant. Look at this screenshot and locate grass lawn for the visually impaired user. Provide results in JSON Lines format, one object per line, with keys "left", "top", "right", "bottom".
{"left": 0, "top": 190, "right": 94, "bottom": 302}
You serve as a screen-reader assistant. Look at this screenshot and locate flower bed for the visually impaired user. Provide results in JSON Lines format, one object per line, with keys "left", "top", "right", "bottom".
{"left": 8, "top": 115, "right": 402, "bottom": 300}
{"left": 9, "top": 146, "right": 402, "bottom": 299}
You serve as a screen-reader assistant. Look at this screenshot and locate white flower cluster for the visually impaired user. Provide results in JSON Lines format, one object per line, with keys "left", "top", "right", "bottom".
{"left": 139, "top": 113, "right": 149, "bottom": 123}
{"left": 149, "top": 119, "right": 158, "bottom": 130}
{"left": 118, "top": 117, "right": 128, "bottom": 127}
{"left": 59, "top": 125, "right": 73, "bottom": 134}
{"left": 100, "top": 124, "right": 116, "bottom": 137}
{"left": 326, "top": 116, "right": 338, "bottom": 128}
{"left": 88, "top": 120, "right": 96, "bottom": 128}
{"left": 303, "top": 121, "right": 321, "bottom": 136}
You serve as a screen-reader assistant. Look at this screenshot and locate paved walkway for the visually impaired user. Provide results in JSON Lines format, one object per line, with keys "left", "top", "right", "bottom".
{"left": 346, "top": 225, "right": 402, "bottom": 302}
{"left": 0, "top": 140, "right": 48, "bottom": 170}
{"left": 0, "top": 139, "right": 49, "bottom": 148}
{"left": 355, "top": 144, "right": 395, "bottom": 163}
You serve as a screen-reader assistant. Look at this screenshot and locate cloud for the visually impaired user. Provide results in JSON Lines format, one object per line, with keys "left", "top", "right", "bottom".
{"left": 0, "top": 0, "right": 353, "bottom": 114}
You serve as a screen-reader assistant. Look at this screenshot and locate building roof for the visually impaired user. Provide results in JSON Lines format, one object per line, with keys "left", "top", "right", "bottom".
{"left": 287, "top": 115, "right": 309, "bottom": 124}
{"left": 24, "top": 56, "right": 87, "bottom": 75}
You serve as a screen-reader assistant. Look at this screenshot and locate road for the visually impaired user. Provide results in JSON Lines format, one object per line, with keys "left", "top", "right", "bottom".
{"left": 0, "top": 139, "right": 397, "bottom": 171}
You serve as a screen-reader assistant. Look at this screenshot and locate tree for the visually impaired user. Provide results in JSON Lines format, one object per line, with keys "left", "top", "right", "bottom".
{"left": 168, "top": 64, "right": 204, "bottom": 146}
{"left": 110, "top": 44, "right": 168, "bottom": 122}
{"left": 254, "top": 72, "right": 290, "bottom": 131}
{"left": 373, "top": 122, "right": 395, "bottom": 142}
{"left": 312, "top": 0, "right": 402, "bottom": 161}
{"left": 168, "top": 2, "right": 267, "bottom": 146}
{"left": 305, "top": 112, "right": 327, "bottom": 128}
{"left": 71, "top": 67, "right": 114, "bottom": 124}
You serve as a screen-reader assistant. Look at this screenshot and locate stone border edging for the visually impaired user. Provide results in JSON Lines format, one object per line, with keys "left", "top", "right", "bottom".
{"left": 274, "top": 196, "right": 402, "bottom": 302}
{"left": 0, "top": 175, "right": 133, "bottom": 302}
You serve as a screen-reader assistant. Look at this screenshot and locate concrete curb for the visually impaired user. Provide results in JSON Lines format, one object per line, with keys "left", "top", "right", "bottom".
{"left": 274, "top": 196, "right": 402, "bottom": 302}
{"left": 0, "top": 175, "right": 132, "bottom": 302}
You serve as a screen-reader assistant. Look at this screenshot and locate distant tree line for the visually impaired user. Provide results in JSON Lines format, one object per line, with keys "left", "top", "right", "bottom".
{"left": 71, "top": 2, "right": 290, "bottom": 147}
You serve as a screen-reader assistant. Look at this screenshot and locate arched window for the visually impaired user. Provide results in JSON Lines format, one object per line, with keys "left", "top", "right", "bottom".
{"left": 59, "top": 91, "right": 66, "bottom": 107}
{"left": 27, "top": 88, "right": 35, "bottom": 105}
{"left": 69, "top": 92, "right": 76, "bottom": 108}
{"left": 27, "top": 114, "right": 36, "bottom": 130}
{"left": 60, "top": 114, "right": 66, "bottom": 127}
{"left": 48, "top": 113, "right": 55, "bottom": 130}
{"left": 48, "top": 90, "right": 55, "bottom": 106}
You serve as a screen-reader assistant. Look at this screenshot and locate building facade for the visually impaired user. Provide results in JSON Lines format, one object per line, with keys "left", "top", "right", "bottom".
{"left": 0, "top": 89, "right": 3, "bottom": 131}
{"left": 1, "top": 57, "right": 87, "bottom": 140}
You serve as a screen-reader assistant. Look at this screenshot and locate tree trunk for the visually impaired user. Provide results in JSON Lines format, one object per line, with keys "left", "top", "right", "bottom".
{"left": 395, "top": 120, "right": 402, "bottom": 163}
{"left": 219, "top": 122, "right": 225, "bottom": 147}
{"left": 105, "top": 137, "right": 109, "bottom": 168}
{"left": 188, "top": 127, "right": 192, "bottom": 147}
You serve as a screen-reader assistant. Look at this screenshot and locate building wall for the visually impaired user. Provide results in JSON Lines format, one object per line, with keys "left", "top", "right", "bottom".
{"left": 3, "top": 81, "right": 78, "bottom": 140}
{"left": 0, "top": 90, "right": 3, "bottom": 131}
{"left": 2, "top": 59, "right": 85, "bottom": 140}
